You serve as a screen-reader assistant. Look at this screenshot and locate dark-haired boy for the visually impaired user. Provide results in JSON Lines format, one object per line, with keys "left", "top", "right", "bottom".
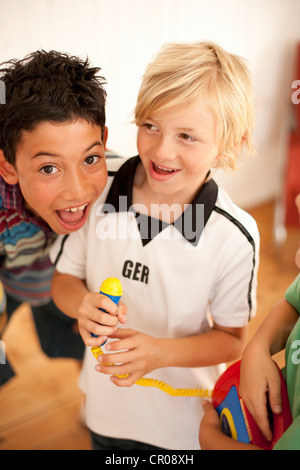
{"left": 0, "top": 50, "right": 123, "bottom": 385}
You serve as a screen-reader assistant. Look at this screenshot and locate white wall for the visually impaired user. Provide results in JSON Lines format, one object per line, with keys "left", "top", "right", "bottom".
{"left": 0, "top": 0, "right": 299, "bottom": 208}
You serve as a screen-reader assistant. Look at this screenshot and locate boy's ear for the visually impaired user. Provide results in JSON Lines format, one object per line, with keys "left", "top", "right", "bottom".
{"left": 214, "top": 151, "right": 224, "bottom": 163}
{"left": 102, "top": 126, "right": 108, "bottom": 149}
{"left": 0, "top": 150, "right": 19, "bottom": 184}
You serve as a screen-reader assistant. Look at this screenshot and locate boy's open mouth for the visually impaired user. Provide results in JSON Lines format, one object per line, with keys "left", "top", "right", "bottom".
{"left": 56, "top": 203, "right": 88, "bottom": 225}
{"left": 152, "top": 161, "right": 179, "bottom": 176}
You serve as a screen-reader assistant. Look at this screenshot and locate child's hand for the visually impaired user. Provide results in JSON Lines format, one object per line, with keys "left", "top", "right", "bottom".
{"left": 95, "top": 328, "right": 159, "bottom": 386}
{"left": 239, "top": 347, "right": 282, "bottom": 442}
{"left": 78, "top": 292, "right": 126, "bottom": 347}
{"left": 199, "top": 399, "right": 261, "bottom": 450}
{"left": 199, "top": 400, "right": 222, "bottom": 449}
{"left": 116, "top": 300, "right": 127, "bottom": 325}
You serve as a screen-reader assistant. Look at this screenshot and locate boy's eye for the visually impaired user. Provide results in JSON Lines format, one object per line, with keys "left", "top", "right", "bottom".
{"left": 40, "top": 165, "right": 58, "bottom": 175}
{"left": 84, "top": 155, "right": 100, "bottom": 165}
{"left": 143, "top": 123, "right": 158, "bottom": 132}
{"left": 180, "top": 133, "right": 197, "bottom": 142}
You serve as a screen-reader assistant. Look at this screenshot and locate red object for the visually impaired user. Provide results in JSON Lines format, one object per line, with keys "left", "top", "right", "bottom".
{"left": 212, "top": 360, "right": 293, "bottom": 450}
{"left": 285, "top": 43, "right": 300, "bottom": 227}
{"left": 285, "top": 132, "right": 300, "bottom": 226}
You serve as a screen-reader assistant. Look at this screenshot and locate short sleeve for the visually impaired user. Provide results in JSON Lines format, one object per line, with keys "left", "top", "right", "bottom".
{"left": 273, "top": 415, "right": 300, "bottom": 450}
{"left": 209, "top": 223, "right": 259, "bottom": 328}
{"left": 285, "top": 274, "right": 300, "bottom": 314}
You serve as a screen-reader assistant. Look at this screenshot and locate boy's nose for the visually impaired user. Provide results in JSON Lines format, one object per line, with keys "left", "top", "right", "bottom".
{"left": 153, "top": 136, "right": 175, "bottom": 161}
{"left": 62, "top": 170, "right": 89, "bottom": 202}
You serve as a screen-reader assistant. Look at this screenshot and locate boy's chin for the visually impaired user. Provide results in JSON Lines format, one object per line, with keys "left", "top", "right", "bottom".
{"left": 49, "top": 221, "right": 79, "bottom": 235}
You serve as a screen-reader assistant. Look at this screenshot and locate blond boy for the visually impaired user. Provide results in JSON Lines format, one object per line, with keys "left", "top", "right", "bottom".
{"left": 52, "top": 42, "right": 260, "bottom": 450}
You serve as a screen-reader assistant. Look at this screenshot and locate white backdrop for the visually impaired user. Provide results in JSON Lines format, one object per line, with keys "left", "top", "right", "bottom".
{"left": 0, "top": 0, "right": 299, "bottom": 208}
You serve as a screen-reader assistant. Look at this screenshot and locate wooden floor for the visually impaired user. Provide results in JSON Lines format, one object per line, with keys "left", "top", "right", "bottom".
{"left": 0, "top": 201, "right": 299, "bottom": 450}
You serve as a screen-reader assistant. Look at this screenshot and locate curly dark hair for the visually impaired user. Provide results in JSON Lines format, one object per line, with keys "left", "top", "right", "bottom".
{"left": 0, "top": 50, "right": 107, "bottom": 165}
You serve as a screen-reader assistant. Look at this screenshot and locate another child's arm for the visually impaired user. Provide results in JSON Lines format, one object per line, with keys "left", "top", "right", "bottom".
{"left": 239, "top": 299, "right": 298, "bottom": 441}
{"left": 52, "top": 270, "right": 126, "bottom": 347}
{"left": 0, "top": 281, "right": 6, "bottom": 334}
{"left": 199, "top": 400, "right": 262, "bottom": 450}
{"left": 95, "top": 322, "right": 248, "bottom": 386}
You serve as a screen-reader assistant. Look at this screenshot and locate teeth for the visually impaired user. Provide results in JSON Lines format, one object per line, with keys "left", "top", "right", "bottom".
{"left": 65, "top": 204, "right": 87, "bottom": 213}
{"left": 155, "top": 164, "right": 175, "bottom": 172}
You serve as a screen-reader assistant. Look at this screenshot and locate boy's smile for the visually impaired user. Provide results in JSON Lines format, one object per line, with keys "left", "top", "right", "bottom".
{"left": 136, "top": 99, "right": 221, "bottom": 207}
{"left": 0, "top": 119, "right": 108, "bottom": 234}
{"left": 150, "top": 161, "right": 181, "bottom": 181}
{"left": 56, "top": 202, "right": 88, "bottom": 226}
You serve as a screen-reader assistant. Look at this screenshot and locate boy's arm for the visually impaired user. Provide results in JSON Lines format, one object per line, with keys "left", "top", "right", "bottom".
{"left": 158, "top": 322, "right": 248, "bottom": 367}
{"left": 95, "top": 322, "right": 248, "bottom": 386}
{"left": 52, "top": 270, "right": 126, "bottom": 347}
{"left": 0, "top": 306, "right": 6, "bottom": 334}
{"left": 0, "top": 281, "right": 6, "bottom": 334}
{"left": 52, "top": 270, "right": 89, "bottom": 319}
{"left": 240, "top": 299, "right": 299, "bottom": 441}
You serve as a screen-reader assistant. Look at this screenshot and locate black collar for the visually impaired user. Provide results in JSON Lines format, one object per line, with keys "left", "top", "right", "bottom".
{"left": 102, "top": 156, "right": 218, "bottom": 246}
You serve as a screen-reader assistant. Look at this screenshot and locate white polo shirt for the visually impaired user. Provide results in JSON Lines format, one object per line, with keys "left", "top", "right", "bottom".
{"left": 51, "top": 156, "right": 260, "bottom": 450}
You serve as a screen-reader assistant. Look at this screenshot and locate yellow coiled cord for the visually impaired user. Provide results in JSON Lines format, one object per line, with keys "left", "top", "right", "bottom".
{"left": 91, "top": 345, "right": 212, "bottom": 398}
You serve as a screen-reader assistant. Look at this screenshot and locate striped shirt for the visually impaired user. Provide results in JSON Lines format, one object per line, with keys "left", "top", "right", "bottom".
{"left": 0, "top": 176, "right": 57, "bottom": 305}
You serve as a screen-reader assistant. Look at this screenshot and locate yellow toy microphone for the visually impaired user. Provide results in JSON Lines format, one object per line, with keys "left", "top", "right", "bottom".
{"left": 91, "top": 278, "right": 211, "bottom": 398}
{"left": 91, "top": 277, "right": 123, "bottom": 358}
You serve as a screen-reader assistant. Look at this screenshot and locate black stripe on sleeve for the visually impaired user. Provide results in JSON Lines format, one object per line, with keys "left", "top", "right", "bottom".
{"left": 214, "top": 206, "right": 257, "bottom": 320}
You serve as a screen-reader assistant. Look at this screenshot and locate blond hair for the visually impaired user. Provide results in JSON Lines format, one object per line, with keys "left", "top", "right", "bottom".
{"left": 134, "top": 41, "right": 255, "bottom": 171}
